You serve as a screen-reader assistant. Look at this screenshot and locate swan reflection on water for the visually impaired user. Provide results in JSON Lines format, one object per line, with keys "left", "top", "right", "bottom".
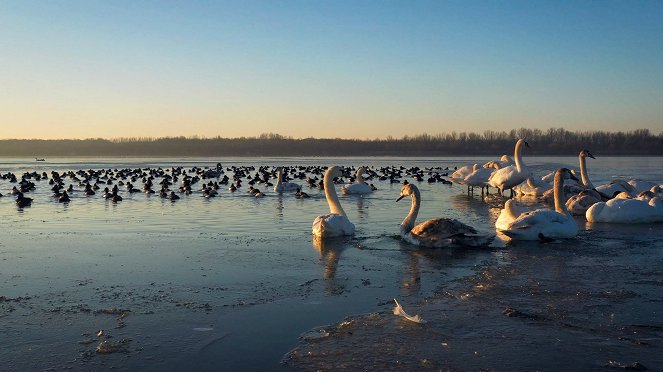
{"left": 312, "top": 236, "right": 348, "bottom": 284}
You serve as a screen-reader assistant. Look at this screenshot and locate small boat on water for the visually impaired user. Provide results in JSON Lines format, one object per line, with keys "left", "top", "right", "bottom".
{"left": 35, "top": 158, "right": 45, "bottom": 162}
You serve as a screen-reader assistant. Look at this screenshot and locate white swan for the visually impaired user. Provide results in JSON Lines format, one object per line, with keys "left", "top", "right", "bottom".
{"left": 514, "top": 177, "right": 552, "bottom": 197}
{"left": 341, "top": 167, "right": 372, "bottom": 195}
{"left": 586, "top": 192, "right": 663, "bottom": 223}
{"left": 496, "top": 168, "right": 579, "bottom": 241}
{"left": 456, "top": 161, "right": 501, "bottom": 195}
{"left": 596, "top": 179, "right": 635, "bottom": 198}
{"left": 397, "top": 183, "right": 490, "bottom": 247}
{"left": 450, "top": 164, "right": 478, "bottom": 183}
{"left": 312, "top": 166, "right": 356, "bottom": 238}
{"left": 274, "top": 167, "right": 301, "bottom": 193}
{"left": 487, "top": 139, "right": 532, "bottom": 196}
{"left": 497, "top": 155, "right": 515, "bottom": 168}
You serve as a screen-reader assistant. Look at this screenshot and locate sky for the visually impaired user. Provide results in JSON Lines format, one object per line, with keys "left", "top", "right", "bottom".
{"left": 1, "top": 1, "right": 662, "bottom": 140}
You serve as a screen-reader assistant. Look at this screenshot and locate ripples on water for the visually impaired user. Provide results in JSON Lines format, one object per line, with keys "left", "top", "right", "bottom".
{"left": 0, "top": 156, "right": 662, "bottom": 371}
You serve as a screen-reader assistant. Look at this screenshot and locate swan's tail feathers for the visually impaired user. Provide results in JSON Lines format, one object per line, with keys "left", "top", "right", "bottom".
{"left": 393, "top": 299, "right": 427, "bottom": 324}
{"left": 452, "top": 233, "right": 494, "bottom": 247}
{"left": 594, "top": 188, "right": 612, "bottom": 201}
{"left": 449, "top": 177, "right": 468, "bottom": 185}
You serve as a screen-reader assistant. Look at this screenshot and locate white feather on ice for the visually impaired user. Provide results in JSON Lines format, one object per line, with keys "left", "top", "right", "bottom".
{"left": 393, "top": 298, "right": 427, "bottom": 324}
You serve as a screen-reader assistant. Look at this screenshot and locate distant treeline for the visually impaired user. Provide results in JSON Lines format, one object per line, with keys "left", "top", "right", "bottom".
{"left": 1, "top": 128, "right": 662, "bottom": 157}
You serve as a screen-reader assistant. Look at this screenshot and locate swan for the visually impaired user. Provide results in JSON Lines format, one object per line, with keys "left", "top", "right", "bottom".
{"left": 450, "top": 164, "right": 478, "bottom": 183}
{"left": 341, "top": 167, "right": 373, "bottom": 194}
{"left": 457, "top": 161, "right": 501, "bottom": 195}
{"left": 397, "top": 183, "right": 490, "bottom": 247}
{"left": 496, "top": 168, "right": 579, "bottom": 241}
{"left": 586, "top": 192, "right": 663, "bottom": 223}
{"left": 514, "top": 177, "right": 552, "bottom": 197}
{"left": 595, "top": 179, "right": 635, "bottom": 197}
{"left": 628, "top": 179, "right": 659, "bottom": 195}
{"left": 274, "top": 167, "right": 301, "bottom": 193}
{"left": 565, "top": 189, "right": 602, "bottom": 216}
{"left": 487, "top": 139, "right": 532, "bottom": 196}
{"left": 312, "top": 166, "right": 355, "bottom": 238}
{"left": 497, "top": 155, "right": 515, "bottom": 168}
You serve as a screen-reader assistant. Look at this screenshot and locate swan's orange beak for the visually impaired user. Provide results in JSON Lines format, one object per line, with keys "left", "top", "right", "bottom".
{"left": 396, "top": 195, "right": 406, "bottom": 202}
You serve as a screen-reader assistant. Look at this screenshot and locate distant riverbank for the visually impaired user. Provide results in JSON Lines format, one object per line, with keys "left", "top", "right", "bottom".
{"left": 2, "top": 128, "right": 662, "bottom": 156}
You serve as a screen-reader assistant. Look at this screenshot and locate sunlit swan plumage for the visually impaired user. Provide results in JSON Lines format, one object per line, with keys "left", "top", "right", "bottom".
{"left": 453, "top": 161, "right": 501, "bottom": 194}
{"left": 496, "top": 168, "right": 579, "bottom": 241}
{"left": 341, "top": 167, "right": 372, "bottom": 194}
{"left": 397, "top": 183, "right": 490, "bottom": 247}
{"left": 497, "top": 155, "right": 515, "bottom": 168}
{"left": 514, "top": 177, "right": 551, "bottom": 197}
{"left": 487, "top": 139, "right": 532, "bottom": 196}
{"left": 451, "top": 164, "right": 479, "bottom": 182}
{"left": 274, "top": 167, "right": 301, "bottom": 193}
{"left": 586, "top": 192, "right": 663, "bottom": 223}
{"left": 312, "top": 166, "right": 355, "bottom": 238}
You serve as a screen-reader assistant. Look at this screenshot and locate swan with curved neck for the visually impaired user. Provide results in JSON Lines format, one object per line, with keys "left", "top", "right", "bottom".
{"left": 487, "top": 139, "right": 532, "bottom": 196}
{"left": 341, "top": 166, "right": 372, "bottom": 194}
{"left": 496, "top": 168, "right": 579, "bottom": 241}
{"left": 578, "top": 149, "right": 595, "bottom": 188}
{"left": 397, "top": 183, "right": 490, "bottom": 247}
{"left": 312, "top": 166, "right": 355, "bottom": 238}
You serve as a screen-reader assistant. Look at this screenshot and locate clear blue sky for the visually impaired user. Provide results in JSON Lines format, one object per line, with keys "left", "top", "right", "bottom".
{"left": 1, "top": 0, "right": 662, "bottom": 139}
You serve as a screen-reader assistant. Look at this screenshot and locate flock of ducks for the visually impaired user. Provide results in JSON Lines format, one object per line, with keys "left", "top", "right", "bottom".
{"left": 3, "top": 140, "right": 662, "bottom": 247}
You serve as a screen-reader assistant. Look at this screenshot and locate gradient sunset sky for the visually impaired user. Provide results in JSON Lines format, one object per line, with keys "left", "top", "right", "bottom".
{"left": 1, "top": 1, "right": 662, "bottom": 139}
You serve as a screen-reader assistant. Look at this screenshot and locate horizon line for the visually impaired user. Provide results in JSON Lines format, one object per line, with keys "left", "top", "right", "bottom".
{"left": 1, "top": 127, "right": 661, "bottom": 142}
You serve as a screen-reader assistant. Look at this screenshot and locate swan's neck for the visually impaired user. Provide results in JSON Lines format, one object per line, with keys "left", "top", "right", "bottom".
{"left": 401, "top": 189, "right": 420, "bottom": 233}
{"left": 277, "top": 170, "right": 283, "bottom": 184}
{"left": 579, "top": 155, "right": 593, "bottom": 188}
{"left": 553, "top": 171, "right": 568, "bottom": 214}
{"left": 324, "top": 170, "right": 346, "bottom": 216}
{"left": 514, "top": 140, "right": 524, "bottom": 172}
{"left": 356, "top": 168, "right": 364, "bottom": 184}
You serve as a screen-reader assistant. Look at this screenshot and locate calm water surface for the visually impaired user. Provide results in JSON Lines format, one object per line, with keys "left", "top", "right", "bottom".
{"left": 0, "top": 156, "right": 661, "bottom": 371}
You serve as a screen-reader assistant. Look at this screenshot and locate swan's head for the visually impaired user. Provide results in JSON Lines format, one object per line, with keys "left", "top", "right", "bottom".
{"left": 558, "top": 168, "right": 579, "bottom": 182}
{"left": 396, "top": 183, "right": 419, "bottom": 202}
{"left": 516, "top": 138, "right": 530, "bottom": 148}
{"left": 580, "top": 149, "right": 595, "bottom": 159}
{"left": 326, "top": 166, "right": 343, "bottom": 179}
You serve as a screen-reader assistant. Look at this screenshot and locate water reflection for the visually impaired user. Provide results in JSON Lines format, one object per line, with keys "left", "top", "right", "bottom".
{"left": 274, "top": 195, "right": 284, "bottom": 220}
{"left": 400, "top": 245, "right": 421, "bottom": 296}
{"left": 312, "top": 237, "right": 349, "bottom": 295}
{"left": 449, "top": 194, "right": 490, "bottom": 219}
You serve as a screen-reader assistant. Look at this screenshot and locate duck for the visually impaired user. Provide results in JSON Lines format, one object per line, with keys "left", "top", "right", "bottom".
{"left": 397, "top": 183, "right": 491, "bottom": 247}
{"left": 295, "top": 188, "right": 310, "bottom": 199}
{"left": 496, "top": 168, "right": 579, "bottom": 241}
{"left": 15, "top": 192, "right": 33, "bottom": 208}
{"left": 58, "top": 191, "right": 70, "bottom": 203}
{"left": 341, "top": 167, "right": 373, "bottom": 194}
{"left": 487, "top": 139, "right": 532, "bottom": 197}
{"left": 312, "top": 166, "right": 355, "bottom": 238}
